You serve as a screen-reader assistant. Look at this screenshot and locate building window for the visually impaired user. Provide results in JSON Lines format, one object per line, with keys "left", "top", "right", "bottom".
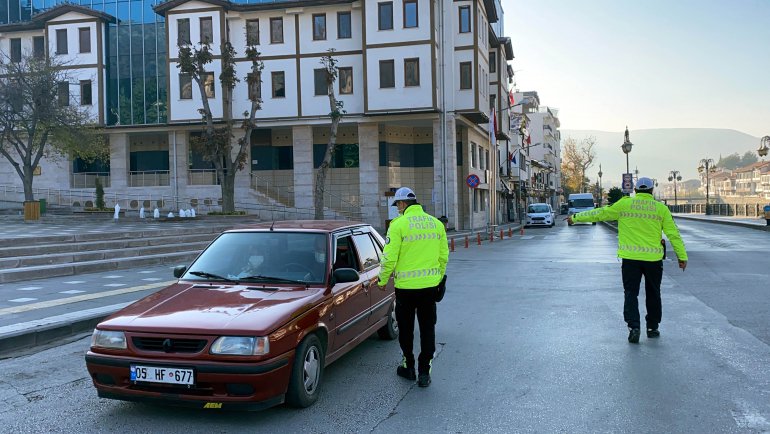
{"left": 200, "top": 17, "right": 213, "bottom": 44}
{"left": 404, "top": 58, "right": 419, "bottom": 86}
{"left": 270, "top": 17, "right": 284, "bottom": 43}
{"left": 179, "top": 73, "right": 192, "bottom": 99}
{"left": 490, "top": 94, "right": 496, "bottom": 112}
{"left": 78, "top": 27, "right": 90, "bottom": 53}
{"left": 272, "top": 71, "right": 285, "bottom": 98}
{"left": 56, "top": 29, "right": 68, "bottom": 54}
{"left": 471, "top": 142, "right": 477, "bottom": 168}
{"left": 177, "top": 18, "right": 191, "bottom": 45}
{"left": 33, "top": 36, "right": 45, "bottom": 59}
{"left": 460, "top": 62, "right": 472, "bottom": 89}
{"left": 379, "top": 60, "right": 395, "bottom": 88}
{"left": 10, "top": 38, "right": 21, "bottom": 62}
{"left": 313, "top": 14, "right": 327, "bottom": 40}
{"left": 378, "top": 2, "right": 393, "bottom": 30}
{"left": 247, "top": 72, "right": 261, "bottom": 100}
{"left": 80, "top": 80, "right": 92, "bottom": 105}
{"left": 339, "top": 67, "right": 353, "bottom": 94}
{"left": 246, "top": 19, "right": 259, "bottom": 45}
{"left": 404, "top": 0, "right": 418, "bottom": 28}
{"left": 203, "top": 72, "right": 215, "bottom": 98}
{"left": 314, "top": 69, "right": 328, "bottom": 96}
{"left": 337, "top": 12, "right": 351, "bottom": 38}
{"left": 489, "top": 51, "right": 496, "bottom": 73}
{"left": 459, "top": 6, "right": 470, "bottom": 33}
{"left": 57, "top": 81, "right": 69, "bottom": 106}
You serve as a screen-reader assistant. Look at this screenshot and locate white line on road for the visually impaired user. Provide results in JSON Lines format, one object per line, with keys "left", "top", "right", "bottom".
{"left": 0, "top": 281, "right": 173, "bottom": 316}
{"left": 0, "top": 302, "right": 133, "bottom": 337}
{"left": 9, "top": 298, "right": 37, "bottom": 303}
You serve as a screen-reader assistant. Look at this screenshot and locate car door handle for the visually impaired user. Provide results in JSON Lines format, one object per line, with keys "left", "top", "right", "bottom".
{"left": 362, "top": 281, "right": 370, "bottom": 290}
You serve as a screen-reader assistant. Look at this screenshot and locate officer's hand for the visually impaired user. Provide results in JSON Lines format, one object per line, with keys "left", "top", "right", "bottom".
{"left": 565, "top": 216, "right": 574, "bottom": 225}
{"left": 678, "top": 260, "right": 687, "bottom": 271}
{"left": 378, "top": 284, "right": 387, "bottom": 291}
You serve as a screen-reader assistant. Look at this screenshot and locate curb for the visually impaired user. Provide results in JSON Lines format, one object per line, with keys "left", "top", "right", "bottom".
{"left": 673, "top": 215, "right": 770, "bottom": 232}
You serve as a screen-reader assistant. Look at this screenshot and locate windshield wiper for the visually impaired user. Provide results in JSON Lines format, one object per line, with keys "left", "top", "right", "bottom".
{"left": 188, "top": 271, "right": 238, "bottom": 282}
{"left": 238, "top": 274, "right": 308, "bottom": 286}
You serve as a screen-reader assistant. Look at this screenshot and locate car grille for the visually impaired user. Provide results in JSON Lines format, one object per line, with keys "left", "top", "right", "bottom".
{"left": 132, "top": 337, "right": 208, "bottom": 353}
{"left": 532, "top": 217, "right": 545, "bottom": 221}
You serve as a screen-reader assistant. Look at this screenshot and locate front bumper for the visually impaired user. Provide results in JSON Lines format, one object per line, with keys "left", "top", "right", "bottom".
{"left": 85, "top": 351, "right": 293, "bottom": 411}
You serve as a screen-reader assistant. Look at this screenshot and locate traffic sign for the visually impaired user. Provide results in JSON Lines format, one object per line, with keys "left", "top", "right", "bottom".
{"left": 466, "top": 174, "right": 480, "bottom": 189}
{"left": 621, "top": 173, "right": 633, "bottom": 194}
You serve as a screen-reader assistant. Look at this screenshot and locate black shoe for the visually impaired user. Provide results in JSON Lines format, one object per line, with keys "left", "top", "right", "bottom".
{"left": 647, "top": 329, "right": 660, "bottom": 338}
{"left": 417, "top": 373, "right": 431, "bottom": 387}
{"left": 628, "top": 328, "right": 641, "bottom": 344}
{"left": 396, "top": 366, "right": 416, "bottom": 381}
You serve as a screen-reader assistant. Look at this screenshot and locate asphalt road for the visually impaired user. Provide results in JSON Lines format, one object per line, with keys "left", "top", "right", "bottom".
{"left": 1, "top": 220, "right": 769, "bottom": 433}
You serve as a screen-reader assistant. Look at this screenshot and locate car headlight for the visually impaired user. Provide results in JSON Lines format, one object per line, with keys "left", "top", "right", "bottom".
{"left": 210, "top": 336, "right": 270, "bottom": 356}
{"left": 91, "top": 329, "right": 127, "bottom": 349}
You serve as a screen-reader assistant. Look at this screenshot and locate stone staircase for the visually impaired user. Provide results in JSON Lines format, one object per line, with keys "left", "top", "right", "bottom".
{"left": 0, "top": 224, "right": 238, "bottom": 284}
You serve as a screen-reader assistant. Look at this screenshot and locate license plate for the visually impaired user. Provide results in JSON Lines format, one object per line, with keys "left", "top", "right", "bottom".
{"left": 130, "top": 364, "right": 195, "bottom": 385}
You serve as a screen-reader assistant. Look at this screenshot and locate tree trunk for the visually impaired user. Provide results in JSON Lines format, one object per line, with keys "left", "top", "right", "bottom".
{"left": 23, "top": 165, "right": 34, "bottom": 201}
{"left": 221, "top": 170, "right": 236, "bottom": 213}
{"left": 314, "top": 119, "right": 340, "bottom": 220}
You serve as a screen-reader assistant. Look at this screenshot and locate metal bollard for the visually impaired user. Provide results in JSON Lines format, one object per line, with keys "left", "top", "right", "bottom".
{"left": 465, "top": 236, "right": 469, "bottom": 248}
{"left": 509, "top": 228, "right": 513, "bottom": 238}
{"left": 490, "top": 231, "right": 494, "bottom": 243}
{"left": 477, "top": 233, "right": 481, "bottom": 245}
{"left": 450, "top": 238, "right": 455, "bottom": 252}
{"left": 500, "top": 229, "right": 504, "bottom": 240}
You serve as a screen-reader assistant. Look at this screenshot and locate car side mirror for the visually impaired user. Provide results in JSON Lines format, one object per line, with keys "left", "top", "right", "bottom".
{"left": 333, "top": 268, "right": 360, "bottom": 284}
{"left": 173, "top": 265, "right": 187, "bottom": 278}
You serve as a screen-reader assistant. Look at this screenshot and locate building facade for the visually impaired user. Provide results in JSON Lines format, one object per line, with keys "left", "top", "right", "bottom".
{"left": 1, "top": 0, "right": 522, "bottom": 230}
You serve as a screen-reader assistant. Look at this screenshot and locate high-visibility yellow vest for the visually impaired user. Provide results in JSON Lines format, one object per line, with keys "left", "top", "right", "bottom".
{"left": 573, "top": 193, "right": 688, "bottom": 261}
{"left": 378, "top": 204, "right": 449, "bottom": 289}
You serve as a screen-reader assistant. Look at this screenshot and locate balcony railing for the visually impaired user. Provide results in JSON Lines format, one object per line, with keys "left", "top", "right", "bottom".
{"left": 188, "top": 169, "right": 219, "bottom": 186}
{"left": 71, "top": 172, "right": 110, "bottom": 188}
{"left": 129, "top": 171, "right": 170, "bottom": 187}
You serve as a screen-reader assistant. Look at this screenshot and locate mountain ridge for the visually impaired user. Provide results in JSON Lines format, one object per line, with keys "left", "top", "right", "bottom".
{"left": 560, "top": 128, "right": 761, "bottom": 187}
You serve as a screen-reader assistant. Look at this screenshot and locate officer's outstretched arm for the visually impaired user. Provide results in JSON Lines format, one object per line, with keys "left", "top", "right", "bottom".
{"left": 378, "top": 225, "right": 402, "bottom": 287}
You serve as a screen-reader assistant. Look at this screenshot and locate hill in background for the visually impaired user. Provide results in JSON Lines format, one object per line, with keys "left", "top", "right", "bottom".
{"left": 560, "top": 128, "right": 761, "bottom": 188}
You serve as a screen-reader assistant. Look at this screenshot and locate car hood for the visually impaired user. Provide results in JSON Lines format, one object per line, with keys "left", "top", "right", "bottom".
{"left": 98, "top": 282, "right": 324, "bottom": 335}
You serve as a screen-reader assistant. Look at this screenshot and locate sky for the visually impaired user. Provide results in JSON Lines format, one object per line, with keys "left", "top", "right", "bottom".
{"left": 505, "top": 0, "right": 770, "bottom": 138}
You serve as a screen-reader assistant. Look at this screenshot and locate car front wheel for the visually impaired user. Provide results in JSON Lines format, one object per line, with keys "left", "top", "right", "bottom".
{"left": 286, "top": 334, "right": 324, "bottom": 408}
{"left": 377, "top": 299, "right": 399, "bottom": 340}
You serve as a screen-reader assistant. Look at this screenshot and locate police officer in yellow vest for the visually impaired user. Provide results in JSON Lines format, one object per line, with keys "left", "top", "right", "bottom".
{"left": 378, "top": 187, "right": 448, "bottom": 387}
{"left": 567, "top": 177, "right": 688, "bottom": 344}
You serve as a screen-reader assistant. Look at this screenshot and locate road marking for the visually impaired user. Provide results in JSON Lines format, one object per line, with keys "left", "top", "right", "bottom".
{"left": 138, "top": 270, "right": 157, "bottom": 274}
{"left": 17, "top": 286, "right": 42, "bottom": 291}
{"left": 64, "top": 280, "right": 86, "bottom": 284}
{"left": 60, "top": 290, "right": 85, "bottom": 294}
{"left": 0, "top": 302, "right": 133, "bottom": 337}
{"left": 9, "top": 298, "right": 38, "bottom": 303}
{"left": 142, "top": 278, "right": 162, "bottom": 281}
{"left": 104, "top": 283, "right": 127, "bottom": 287}
{"left": 103, "top": 275, "right": 124, "bottom": 279}
{"left": 0, "top": 281, "right": 173, "bottom": 316}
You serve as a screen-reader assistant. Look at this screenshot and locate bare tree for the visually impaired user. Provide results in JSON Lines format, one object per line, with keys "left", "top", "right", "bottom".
{"left": 177, "top": 42, "right": 263, "bottom": 213}
{"left": 0, "top": 53, "right": 106, "bottom": 201}
{"left": 560, "top": 136, "right": 596, "bottom": 194}
{"left": 314, "top": 50, "right": 345, "bottom": 220}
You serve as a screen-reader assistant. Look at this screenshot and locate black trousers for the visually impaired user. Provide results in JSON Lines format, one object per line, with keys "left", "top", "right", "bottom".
{"left": 395, "top": 287, "right": 437, "bottom": 374}
{"left": 621, "top": 259, "right": 663, "bottom": 330}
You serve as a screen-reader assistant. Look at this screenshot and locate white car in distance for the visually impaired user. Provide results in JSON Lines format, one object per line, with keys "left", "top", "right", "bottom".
{"left": 525, "top": 203, "right": 555, "bottom": 228}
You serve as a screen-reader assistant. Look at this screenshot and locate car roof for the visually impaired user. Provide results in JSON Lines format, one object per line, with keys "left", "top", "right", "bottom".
{"left": 224, "top": 220, "right": 368, "bottom": 234}
{"left": 529, "top": 203, "right": 551, "bottom": 206}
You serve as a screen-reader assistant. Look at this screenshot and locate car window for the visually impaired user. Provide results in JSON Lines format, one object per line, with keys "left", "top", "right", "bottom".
{"left": 184, "top": 232, "right": 327, "bottom": 284}
{"left": 334, "top": 235, "right": 360, "bottom": 271}
{"left": 528, "top": 205, "right": 550, "bottom": 213}
{"left": 352, "top": 234, "right": 380, "bottom": 270}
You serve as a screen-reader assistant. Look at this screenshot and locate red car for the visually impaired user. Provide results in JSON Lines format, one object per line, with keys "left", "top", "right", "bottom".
{"left": 85, "top": 221, "right": 398, "bottom": 410}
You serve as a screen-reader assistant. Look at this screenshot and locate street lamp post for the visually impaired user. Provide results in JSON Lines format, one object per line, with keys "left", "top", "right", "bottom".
{"left": 698, "top": 159, "right": 716, "bottom": 215}
{"left": 759, "top": 136, "right": 770, "bottom": 159}
{"left": 668, "top": 170, "right": 682, "bottom": 207}
{"left": 598, "top": 164, "right": 603, "bottom": 206}
{"left": 621, "top": 126, "right": 633, "bottom": 174}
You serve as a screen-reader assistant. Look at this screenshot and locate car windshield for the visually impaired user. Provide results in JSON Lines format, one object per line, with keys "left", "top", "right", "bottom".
{"left": 184, "top": 232, "right": 328, "bottom": 284}
{"left": 528, "top": 205, "right": 550, "bottom": 213}
{"left": 571, "top": 199, "right": 594, "bottom": 208}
